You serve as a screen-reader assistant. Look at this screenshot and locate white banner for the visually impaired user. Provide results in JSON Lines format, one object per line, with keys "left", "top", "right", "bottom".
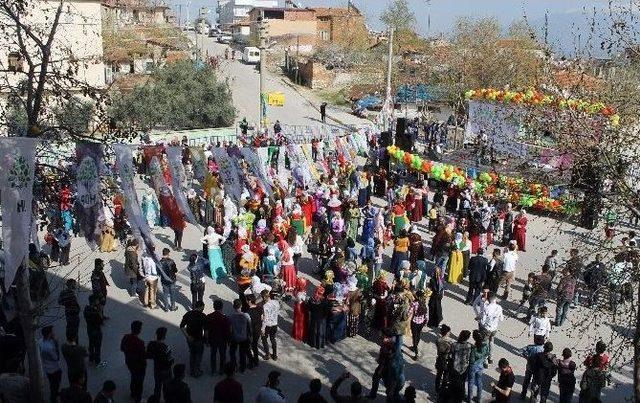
{"left": 113, "top": 144, "right": 155, "bottom": 250}
{"left": 464, "top": 100, "right": 528, "bottom": 158}
{"left": 0, "top": 137, "right": 37, "bottom": 289}
{"left": 166, "top": 146, "right": 198, "bottom": 224}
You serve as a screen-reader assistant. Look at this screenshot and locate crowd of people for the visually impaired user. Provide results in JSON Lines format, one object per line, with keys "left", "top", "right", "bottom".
{"left": 0, "top": 130, "right": 626, "bottom": 403}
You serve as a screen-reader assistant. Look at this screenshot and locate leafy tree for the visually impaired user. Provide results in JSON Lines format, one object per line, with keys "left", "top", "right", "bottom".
{"left": 109, "top": 60, "right": 236, "bottom": 132}
{"left": 380, "top": 0, "right": 416, "bottom": 31}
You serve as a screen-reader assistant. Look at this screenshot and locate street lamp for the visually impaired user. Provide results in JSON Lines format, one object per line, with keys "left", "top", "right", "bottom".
{"left": 258, "top": 11, "right": 269, "bottom": 128}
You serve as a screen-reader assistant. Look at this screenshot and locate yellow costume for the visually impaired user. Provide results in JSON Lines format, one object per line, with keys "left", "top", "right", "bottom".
{"left": 447, "top": 249, "right": 464, "bottom": 284}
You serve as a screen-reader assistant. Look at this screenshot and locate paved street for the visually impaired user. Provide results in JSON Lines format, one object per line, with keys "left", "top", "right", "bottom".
{"left": 195, "top": 35, "right": 371, "bottom": 128}
{"left": 39, "top": 187, "right": 634, "bottom": 402}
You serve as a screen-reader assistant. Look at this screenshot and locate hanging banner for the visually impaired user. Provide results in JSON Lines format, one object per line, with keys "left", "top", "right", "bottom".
{"left": 189, "top": 146, "right": 208, "bottom": 181}
{"left": 287, "top": 144, "right": 313, "bottom": 187}
{"left": 210, "top": 148, "right": 243, "bottom": 203}
{"left": 75, "top": 142, "right": 103, "bottom": 247}
{"left": 300, "top": 144, "right": 322, "bottom": 181}
{"left": 0, "top": 137, "right": 37, "bottom": 289}
{"left": 147, "top": 155, "right": 166, "bottom": 193}
{"left": 113, "top": 144, "right": 155, "bottom": 250}
{"left": 166, "top": 146, "right": 198, "bottom": 224}
{"left": 240, "top": 147, "right": 273, "bottom": 196}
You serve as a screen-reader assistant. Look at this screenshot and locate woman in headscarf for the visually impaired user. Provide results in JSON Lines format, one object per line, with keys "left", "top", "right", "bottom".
{"left": 326, "top": 284, "right": 347, "bottom": 343}
{"left": 279, "top": 240, "right": 296, "bottom": 294}
{"left": 447, "top": 244, "right": 464, "bottom": 284}
{"left": 427, "top": 266, "right": 445, "bottom": 328}
{"left": 201, "top": 226, "right": 226, "bottom": 281}
{"left": 290, "top": 204, "right": 306, "bottom": 236}
{"left": 331, "top": 211, "right": 345, "bottom": 242}
{"left": 307, "top": 285, "right": 329, "bottom": 349}
{"left": 187, "top": 188, "right": 202, "bottom": 224}
{"left": 141, "top": 190, "right": 160, "bottom": 228}
{"left": 502, "top": 203, "right": 514, "bottom": 245}
{"left": 371, "top": 274, "right": 390, "bottom": 331}
{"left": 99, "top": 219, "right": 117, "bottom": 253}
{"left": 345, "top": 200, "right": 361, "bottom": 243}
{"left": 391, "top": 200, "right": 408, "bottom": 237}
{"left": 346, "top": 276, "right": 363, "bottom": 337}
{"left": 292, "top": 277, "right": 309, "bottom": 342}
{"left": 513, "top": 209, "right": 528, "bottom": 252}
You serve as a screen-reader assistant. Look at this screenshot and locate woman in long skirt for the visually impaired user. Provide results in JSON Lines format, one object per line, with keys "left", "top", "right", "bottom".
{"left": 202, "top": 226, "right": 226, "bottom": 281}
{"left": 427, "top": 267, "right": 444, "bottom": 328}
{"left": 292, "top": 278, "right": 309, "bottom": 342}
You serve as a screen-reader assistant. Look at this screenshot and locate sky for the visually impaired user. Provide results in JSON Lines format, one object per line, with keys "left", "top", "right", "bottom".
{"left": 171, "top": 0, "right": 636, "bottom": 56}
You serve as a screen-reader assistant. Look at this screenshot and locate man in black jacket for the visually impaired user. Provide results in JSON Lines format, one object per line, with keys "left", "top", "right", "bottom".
{"left": 58, "top": 279, "right": 80, "bottom": 341}
{"left": 158, "top": 248, "right": 179, "bottom": 311}
{"left": 147, "top": 327, "right": 174, "bottom": 399}
{"left": 83, "top": 294, "right": 105, "bottom": 366}
{"left": 466, "top": 249, "right": 489, "bottom": 304}
{"left": 163, "top": 364, "right": 192, "bottom": 403}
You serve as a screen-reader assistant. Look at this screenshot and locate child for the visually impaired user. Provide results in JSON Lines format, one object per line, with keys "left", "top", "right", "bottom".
{"left": 529, "top": 306, "right": 551, "bottom": 345}
{"left": 544, "top": 250, "right": 559, "bottom": 279}
{"left": 519, "top": 272, "right": 536, "bottom": 308}
{"left": 428, "top": 204, "right": 438, "bottom": 232}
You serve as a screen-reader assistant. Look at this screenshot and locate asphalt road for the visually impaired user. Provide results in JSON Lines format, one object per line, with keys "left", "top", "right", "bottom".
{"left": 196, "top": 35, "right": 371, "bottom": 129}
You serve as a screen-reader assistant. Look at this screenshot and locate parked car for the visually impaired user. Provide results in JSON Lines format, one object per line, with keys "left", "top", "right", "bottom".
{"left": 217, "top": 33, "right": 233, "bottom": 44}
{"left": 209, "top": 27, "right": 221, "bottom": 37}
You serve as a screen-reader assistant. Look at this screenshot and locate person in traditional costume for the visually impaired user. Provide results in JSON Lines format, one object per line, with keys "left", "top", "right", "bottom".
{"left": 408, "top": 227, "right": 424, "bottom": 270}
{"left": 373, "top": 168, "right": 387, "bottom": 197}
{"left": 299, "top": 194, "right": 314, "bottom": 228}
{"left": 307, "top": 285, "right": 329, "bottom": 349}
{"left": 141, "top": 190, "right": 160, "bottom": 229}
{"left": 371, "top": 274, "right": 390, "bottom": 331}
{"left": 405, "top": 191, "right": 417, "bottom": 223}
{"left": 187, "top": 188, "right": 202, "bottom": 224}
{"left": 327, "top": 195, "right": 342, "bottom": 222}
{"left": 357, "top": 171, "right": 370, "bottom": 207}
{"left": 99, "top": 219, "right": 117, "bottom": 253}
{"left": 458, "top": 231, "right": 473, "bottom": 278}
{"left": 292, "top": 277, "right": 309, "bottom": 342}
{"left": 345, "top": 200, "right": 361, "bottom": 242}
{"left": 427, "top": 266, "right": 445, "bottom": 328}
{"left": 279, "top": 241, "right": 297, "bottom": 294}
{"left": 503, "top": 203, "right": 514, "bottom": 246}
{"left": 513, "top": 209, "right": 528, "bottom": 252}
{"left": 420, "top": 180, "right": 430, "bottom": 217}
{"left": 326, "top": 285, "right": 347, "bottom": 343}
{"left": 391, "top": 201, "right": 409, "bottom": 237}
{"left": 409, "top": 187, "right": 424, "bottom": 222}
{"left": 346, "top": 276, "right": 362, "bottom": 337}
{"left": 331, "top": 212, "right": 345, "bottom": 242}
{"left": 160, "top": 154, "right": 172, "bottom": 184}
{"left": 444, "top": 184, "right": 459, "bottom": 213}
{"left": 447, "top": 244, "right": 464, "bottom": 284}
{"left": 361, "top": 202, "right": 376, "bottom": 244}
{"left": 290, "top": 204, "right": 306, "bottom": 236}
{"left": 373, "top": 208, "right": 385, "bottom": 245}
{"left": 250, "top": 234, "right": 267, "bottom": 258}
{"left": 202, "top": 226, "right": 226, "bottom": 281}
{"left": 272, "top": 215, "right": 290, "bottom": 242}
{"left": 260, "top": 247, "right": 280, "bottom": 281}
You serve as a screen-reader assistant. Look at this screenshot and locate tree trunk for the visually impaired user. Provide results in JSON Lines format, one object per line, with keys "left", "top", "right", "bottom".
{"left": 16, "top": 266, "right": 46, "bottom": 403}
{"left": 635, "top": 281, "right": 640, "bottom": 403}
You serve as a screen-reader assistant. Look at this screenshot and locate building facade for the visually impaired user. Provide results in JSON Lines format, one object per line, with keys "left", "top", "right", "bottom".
{"left": 218, "top": 0, "right": 277, "bottom": 28}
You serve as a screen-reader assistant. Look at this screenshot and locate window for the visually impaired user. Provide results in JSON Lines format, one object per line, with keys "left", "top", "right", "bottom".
{"left": 319, "top": 30, "right": 330, "bottom": 41}
{"left": 8, "top": 52, "right": 23, "bottom": 72}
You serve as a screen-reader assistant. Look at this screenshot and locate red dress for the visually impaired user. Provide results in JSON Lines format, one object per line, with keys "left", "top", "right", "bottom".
{"left": 301, "top": 197, "right": 314, "bottom": 227}
{"left": 292, "top": 300, "right": 308, "bottom": 341}
{"left": 513, "top": 215, "right": 528, "bottom": 251}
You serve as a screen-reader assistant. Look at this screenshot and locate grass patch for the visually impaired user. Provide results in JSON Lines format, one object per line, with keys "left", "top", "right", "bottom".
{"left": 315, "top": 87, "right": 351, "bottom": 107}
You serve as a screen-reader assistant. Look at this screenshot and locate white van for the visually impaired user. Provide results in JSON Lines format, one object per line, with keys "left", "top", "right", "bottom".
{"left": 242, "top": 47, "right": 260, "bottom": 64}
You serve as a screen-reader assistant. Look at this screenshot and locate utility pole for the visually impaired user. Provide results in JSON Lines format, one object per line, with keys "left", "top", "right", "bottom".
{"left": 384, "top": 27, "right": 394, "bottom": 131}
{"left": 258, "top": 10, "right": 268, "bottom": 127}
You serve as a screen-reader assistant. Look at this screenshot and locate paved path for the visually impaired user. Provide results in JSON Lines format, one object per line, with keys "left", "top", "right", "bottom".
{"left": 198, "top": 36, "right": 371, "bottom": 128}
{"left": 38, "top": 186, "right": 634, "bottom": 402}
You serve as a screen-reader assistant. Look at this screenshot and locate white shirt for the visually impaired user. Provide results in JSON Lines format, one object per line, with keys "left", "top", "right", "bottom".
{"left": 262, "top": 299, "right": 279, "bottom": 330}
{"left": 529, "top": 316, "right": 551, "bottom": 337}
{"left": 502, "top": 251, "right": 519, "bottom": 273}
{"left": 141, "top": 255, "right": 158, "bottom": 279}
{"left": 480, "top": 302, "right": 504, "bottom": 332}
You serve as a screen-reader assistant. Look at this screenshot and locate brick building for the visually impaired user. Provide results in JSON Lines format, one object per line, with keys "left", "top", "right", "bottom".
{"left": 313, "top": 5, "right": 369, "bottom": 49}
{"left": 249, "top": 7, "right": 317, "bottom": 52}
